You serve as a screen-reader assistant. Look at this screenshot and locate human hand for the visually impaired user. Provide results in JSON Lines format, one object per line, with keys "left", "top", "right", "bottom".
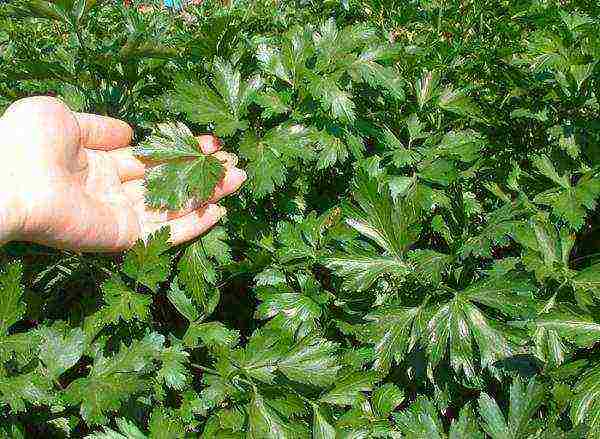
{"left": 0, "top": 96, "right": 246, "bottom": 252}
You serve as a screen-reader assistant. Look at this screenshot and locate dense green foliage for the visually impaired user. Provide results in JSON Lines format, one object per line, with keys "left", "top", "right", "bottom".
{"left": 2, "top": 0, "right": 600, "bottom": 436}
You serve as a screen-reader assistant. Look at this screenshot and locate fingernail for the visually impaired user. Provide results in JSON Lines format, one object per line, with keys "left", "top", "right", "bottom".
{"left": 197, "top": 135, "right": 220, "bottom": 154}
{"left": 235, "top": 168, "right": 247, "bottom": 183}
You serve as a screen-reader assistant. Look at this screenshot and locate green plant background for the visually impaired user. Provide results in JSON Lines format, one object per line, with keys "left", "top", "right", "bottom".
{"left": 1, "top": 0, "right": 600, "bottom": 437}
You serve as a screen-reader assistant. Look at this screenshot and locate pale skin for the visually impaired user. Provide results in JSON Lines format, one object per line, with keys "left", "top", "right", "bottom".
{"left": 0, "top": 96, "right": 246, "bottom": 252}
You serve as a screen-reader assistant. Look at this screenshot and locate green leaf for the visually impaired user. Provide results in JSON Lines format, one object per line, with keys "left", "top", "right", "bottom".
{"left": 319, "top": 371, "right": 379, "bottom": 406}
{"left": 427, "top": 295, "right": 515, "bottom": 381}
{"left": 394, "top": 397, "right": 445, "bottom": 439}
{"left": 346, "top": 171, "right": 421, "bottom": 257}
{"left": 532, "top": 307, "right": 600, "bottom": 348}
{"left": 363, "top": 305, "right": 426, "bottom": 373}
{"left": 248, "top": 393, "right": 309, "bottom": 439}
{"left": 177, "top": 236, "right": 223, "bottom": 317}
{"left": 0, "top": 262, "right": 25, "bottom": 335}
{"left": 256, "top": 44, "right": 293, "bottom": 84}
{"left": 148, "top": 408, "right": 187, "bottom": 439}
{"left": 64, "top": 333, "right": 163, "bottom": 424}
{"left": 309, "top": 75, "right": 356, "bottom": 123}
{"left": 478, "top": 378, "right": 544, "bottom": 439}
{"left": 100, "top": 275, "right": 152, "bottom": 324}
{"left": 571, "top": 362, "right": 600, "bottom": 437}
{"left": 534, "top": 172, "right": 600, "bottom": 230}
{"left": 438, "top": 86, "right": 484, "bottom": 122}
{"left": 255, "top": 285, "right": 322, "bottom": 336}
{"left": 352, "top": 49, "right": 404, "bottom": 100}
{"left": 183, "top": 321, "right": 239, "bottom": 349}
{"left": 372, "top": 383, "right": 404, "bottom": 417}
{"left": 324, "top": 252, "right": 410, "bottom": 292}
{"left": 449, "top": 405, "right": 484, "bottom": 439}
{"left": 253, "top": 90, "right": 290, "bottom": 117}
{"left": 572, "top": 263, "right": 600, "bottom": 300}
{"left": 167, "top": 278, "right": 199, "bottom": 323}
{"left": 255, "top": 268, "right": 286, "bottom": 286}
{"left": 381, "top": 127, "right": 421, "bottom": 167}
{"left": 315, "top": 130, "right": 348, "bottom": 170}
{"left": 531, "top": 155, "right": 570, "bottom": 188}
{"left": 477, "top": 393, "right": 510, "bottom": 439}
{"left": 38, "top": 326, "right": 85, "bottom": 379}
{"left": 122, "top": 226, "right": 172, "bottom": 292}
{"left": 240, "top": 124, "right": 314, "bottom": 197}
{"left": 416, "top": 70, "right": 441, "bottom": 110}
{"left": 431, "top": 130, "right": 485, "bottom": 163}
{"left": 506, "top": 378, "right": 545, "bottom": 438}
{"left": 137, "top": 123, "right": 226, "bottom": 210}
{"left": 460, "top": 201, "right": 527, "bottom": 258}
{"left": 86, "top": 419, "right": 147, "bottom": 439}
{"left": 312, "top": 405, "right": 336, "bottom": 439}
{"left": 157, "top": 343, "right": 189, "bottom": 390}
{"left": 165, "top": 78, "right": 247, "bottom": 137}
{"left": 277, "top": 335, "right": 340, "bottom": 387}
{"left": 0, "top": 370, "right": 54, "bottom": 413}
{"left": 408, "top": 249, "right": 452, "bottom": 286}
{"left": 461, "top": 277, "right": 535, "bottom": 319}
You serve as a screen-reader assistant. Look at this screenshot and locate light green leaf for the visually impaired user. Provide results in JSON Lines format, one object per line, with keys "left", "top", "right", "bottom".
{"left": 313, "top": 405, "right": 336, "bottom": 439}
{"left": 64, "top": 333, "right": 163, "bottom": 424}
{"left": 86, "top": 418, "right": 147, "bottom": 439}
{"left": 240, "top": 124, "right": 314, "bottom": 197}
{"left": 478, "top": 393, "right": 509, "bottom": 439}
{"left": 372, "top": 383, "right": 404, "bottom": 417}
{"left": 177, "top": 238, "right": 221, "bottom": 317}
{"left": 122, "top": 226, "right": 172, "bottom": 292}
{"left": 256, "top": 44, "right": 293, "bottom": 84}
{"left": 100, "top": 275, "right": 152, "bottom": 324}
{"left": 533, "top": 307, "right": 600, "bottom": 348}
{"left": 183, "top": 321, "right": 239, "bottom": 349}
{"left": 157, "top": 344, "right": 189, "bottom": 390}
{"left": 572, "top": 263, "right": 600, "bottom": 300}
{"left": 571, "top": 362, "right": 600, "bottom": 437}
{"left": 309, "top": 75, "right": 356, "bottom": 123}
{"left": 165, "top": 78, "right": 247, "bottom": 137}
{"left": 315, "top": 130, "right": 348, "bottom": 170}
{"left": 364, "top": 305, "right": 425, "bottom": 373}
{"left": 319, "top": 371, "right": 379, "bottom": 406}
{"left": 394, "top": 397, "right": 445, "bottom": 439}
{"left": 324, "top": 253, "right": 410, "bottom": 292}
{"left": 0, "top": 262, "right": 25, "bottom": 335}
{"left": 416, "top": 69, "right": 441, "bottom": 110}
{"left": 38, "top": 326, "right": 85, "bottom": 379}
{"left": 449, "top": 405, "right": 484, "bottom": 439}
{"left": 167, "top": 278, "right": 199, "bottom": 323}
{"left": 248, "top": 393, "right": 308, "bottom": 439}
{"left": 278, "top": 335, "right": 340, "bottom": 387}
{"left": 531, "top": 155, "right": 570, "bottom": 188}
{"left": 408, "top": 249, "right": 452, "bottom": 286}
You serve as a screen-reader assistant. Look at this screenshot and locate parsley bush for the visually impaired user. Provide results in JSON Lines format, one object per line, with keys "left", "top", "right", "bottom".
{"left": 1, "top": 0, "right": 600, "bottom": 437}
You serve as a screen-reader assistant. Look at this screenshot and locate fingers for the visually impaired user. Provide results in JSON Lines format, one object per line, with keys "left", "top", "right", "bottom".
{"left": 212, "top": 150, "right": 238, "bottom": 167}
{"left": 197, "top": 135, "right": 221, "bottom": 154}
{"left": 105, "top": 147, "right": 147, "bottom": 182}
{"left": 167, "top": 204, "right": 227, "bottom": 245}
{"left": 210, "top": 166, "right": 247, "bottom": 202}
{"left": 75, "top": 113, "right": 133, "bottom": 150}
